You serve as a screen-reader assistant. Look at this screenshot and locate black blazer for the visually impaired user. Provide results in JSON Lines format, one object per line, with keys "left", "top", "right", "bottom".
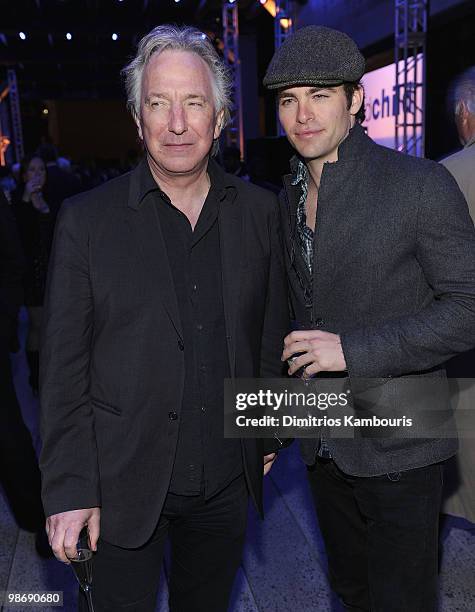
{"left": 39, "top": 159, "right": 289, "bottom": 547}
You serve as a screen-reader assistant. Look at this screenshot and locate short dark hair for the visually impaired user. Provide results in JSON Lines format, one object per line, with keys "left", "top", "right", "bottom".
{"left": 343, "top": 82, "right": 365, "bottom": 124}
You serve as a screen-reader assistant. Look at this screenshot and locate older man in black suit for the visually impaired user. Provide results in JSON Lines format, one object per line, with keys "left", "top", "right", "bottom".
{"left": 265, "top": 26, "right": 475, "bottom": 612}
{"left": 40, "top": 25, "right": 288, "bottom": 611}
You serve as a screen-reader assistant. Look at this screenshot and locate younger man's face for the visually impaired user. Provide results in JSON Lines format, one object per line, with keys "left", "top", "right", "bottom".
{"left": 277, "top": 85, "right": 362, "bottom": 165}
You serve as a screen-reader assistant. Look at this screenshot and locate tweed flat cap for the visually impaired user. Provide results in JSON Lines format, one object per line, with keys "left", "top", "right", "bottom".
{"left": 263, "top": 25, "right": 365, "bottom": 90}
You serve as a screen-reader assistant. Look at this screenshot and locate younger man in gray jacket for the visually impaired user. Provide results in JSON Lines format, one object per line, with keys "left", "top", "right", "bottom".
{"left": 265, "top": 25, "right": 475, "bottom": 612}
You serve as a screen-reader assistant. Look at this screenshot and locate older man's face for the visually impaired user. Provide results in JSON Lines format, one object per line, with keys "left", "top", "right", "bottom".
{"left": 137, "top": 50, "right": 223, "bottom": 178}
{"left": 277, "top": 85, "right": 362, "bottom": 165}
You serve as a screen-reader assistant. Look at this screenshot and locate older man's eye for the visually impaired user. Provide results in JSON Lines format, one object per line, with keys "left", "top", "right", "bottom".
{"left": 188, "top": 101, "right": 204, "bottom": 107}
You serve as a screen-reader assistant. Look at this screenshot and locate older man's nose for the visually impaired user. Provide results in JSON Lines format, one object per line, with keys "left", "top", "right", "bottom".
{"left": 168, "top": 104, "right": 187, "bottom": 134}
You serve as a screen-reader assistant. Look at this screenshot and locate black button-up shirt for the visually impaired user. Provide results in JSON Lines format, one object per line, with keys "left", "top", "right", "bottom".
{"left": 290, "top": 156, "right": 332, "bottom": 459}
{"left": 138, "top": 160, "right": 243, "bottom": 498}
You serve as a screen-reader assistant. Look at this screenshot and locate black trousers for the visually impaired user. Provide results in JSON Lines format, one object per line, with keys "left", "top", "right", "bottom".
{"left": 307, "top": 458, "right": 443, "bottom": 612}
{"left": 0, "top": 338, "right": 44, "bottom": 531}
{"left": 79, "top": 474, "right": 248, "bottom": 612}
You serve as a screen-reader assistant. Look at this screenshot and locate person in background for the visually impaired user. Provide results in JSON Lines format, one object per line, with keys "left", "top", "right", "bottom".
{"left": 264, "top": 25, "right": 475, "bottom": 612}
{"left": 441, "top": 66, "right": 475, "bottom": 220}
{"left": 12, "top": 155, "right": 54, "bottom": 395}
{"left": 440, "top": 67, "right": 475, "bottom": 527}
{"left": 36, "top": 143, "right": 82, "bottom": 220}
{"left": 0, "top": 189, "right": 50, "bottom": 557}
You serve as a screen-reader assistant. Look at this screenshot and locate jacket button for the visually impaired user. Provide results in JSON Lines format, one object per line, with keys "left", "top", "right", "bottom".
{"left": 168, "top": 411, "right": 178, "bottom": 421}
{"left": 315, "top": 318, "right": 324, "bottom": 327}
{"left": 177, "top": 340, "right": 184, "bottom": 351}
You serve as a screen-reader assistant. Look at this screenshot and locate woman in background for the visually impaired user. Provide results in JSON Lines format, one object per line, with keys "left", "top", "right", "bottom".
{"left": 12, "top": 155, "right": 54, "bottom": 394}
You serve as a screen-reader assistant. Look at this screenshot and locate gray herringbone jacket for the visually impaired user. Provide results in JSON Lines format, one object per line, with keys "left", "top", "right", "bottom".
{"left": 280, "top": 124, "right": 475, "bottom": 475}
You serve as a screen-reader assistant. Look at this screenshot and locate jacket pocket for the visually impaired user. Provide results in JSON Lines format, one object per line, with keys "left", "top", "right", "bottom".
{"left": 91, "top": 397, "right": 122, "bottom": 416}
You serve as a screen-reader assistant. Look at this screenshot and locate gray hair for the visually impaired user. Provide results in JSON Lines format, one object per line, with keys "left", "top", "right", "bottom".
{"left": 451, "top": 66, "right": 475, "bottom": 115}
{"left": 121, "top": 25, "right": 232, "bottom": 155}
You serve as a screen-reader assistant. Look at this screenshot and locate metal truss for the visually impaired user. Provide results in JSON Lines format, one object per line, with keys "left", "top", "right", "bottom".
{"left": 3, "top": 70, "right": 24, "bottom": 164}
{"left": 222, "top": 1, "right": 244, "bottom": 156}
{"left": 274, "top": 0, "right": 295, "bottom": 50}
{"left": 394, "top": 0, "right": 427, "bottom": 157}
{"left": 0, "top": 91, "right": 10, "bottom": 166}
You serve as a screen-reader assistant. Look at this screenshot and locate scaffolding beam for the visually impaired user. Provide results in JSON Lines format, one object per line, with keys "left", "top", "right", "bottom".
{"left": 394, "top": 0, "right": 427, "bottom": 157}
{"left": 222, "top": 1, "right": 244, "bottom": 157}
{"left": 6, "top": 69, "right": 24, "bottom": 163}
{"left": 274, "top": 0, "right": 295, "bottom": 49}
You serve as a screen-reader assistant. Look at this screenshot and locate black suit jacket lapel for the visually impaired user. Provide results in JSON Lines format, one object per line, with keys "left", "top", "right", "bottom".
{"left": 281, "top": 174, "right": 313, "bottom": 293}
{"left": 218, "top": 185, "right": 240, "bottom": 377}
{"left": 281, "top": 174, "right": 299, "bottom": 259}
{"left": 126, "top": 165, "right": 183, "bottom": 341}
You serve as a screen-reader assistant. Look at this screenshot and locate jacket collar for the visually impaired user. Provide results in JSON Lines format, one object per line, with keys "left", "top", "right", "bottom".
{"left": 127, "top": 156, "right": 234, "bottom": 210}
{"left": 336, "top": 122, "right": 373, "bottom": 161}
{"left": 288, "top": 123, "right": 374, "bottom": 177}
{"left": 465, "top": 133, "right": 475, "bottom": 149}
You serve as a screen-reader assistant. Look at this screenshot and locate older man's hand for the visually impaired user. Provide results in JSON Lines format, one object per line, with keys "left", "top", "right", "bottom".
{"left": 46, "top": 507, "right": 100, "bottom": 564}
{"left": 282, "top": 329, "right": 347, "bottom": 377}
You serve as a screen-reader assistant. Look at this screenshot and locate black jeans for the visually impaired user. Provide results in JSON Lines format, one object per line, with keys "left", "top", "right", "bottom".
{"left": 307, "top": 458, "right": 444, "bottom": 612}
{"left": 78, "top": 474, "right": 248, "bottom": 612}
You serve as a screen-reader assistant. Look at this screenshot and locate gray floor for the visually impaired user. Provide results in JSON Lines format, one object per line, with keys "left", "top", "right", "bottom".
{"left": 1, "top": 314, "right": 474, "bottom": 611}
